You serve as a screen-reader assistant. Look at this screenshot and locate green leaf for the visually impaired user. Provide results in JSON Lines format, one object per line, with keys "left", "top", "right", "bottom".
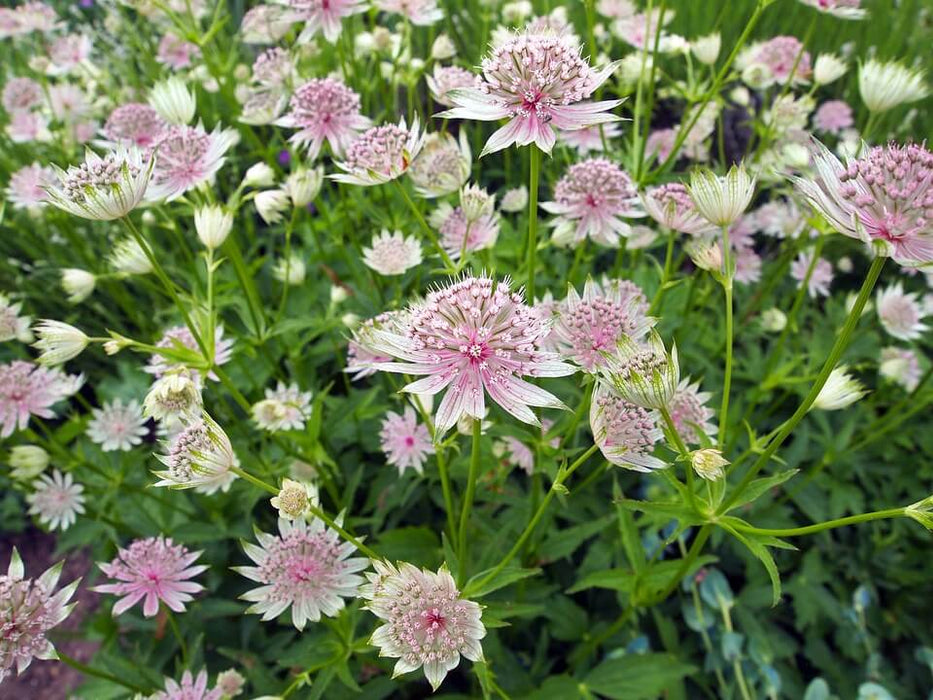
{"left": 464, "top": 566, "right": 541, "bottom": 598}
{"left": 583, "top": 653, "right": 696, "bottom": 700}
{"left": 614, "top": 498, "right": 704, "bottom": 527}
{"left": 723, "top": 525, "right": 784, "bottom": 606}
{"left": 725, "top": 469, "right": 799, "bottom": 512}
{"left": 539, "top": 515, "right": 614, "bottom": 561}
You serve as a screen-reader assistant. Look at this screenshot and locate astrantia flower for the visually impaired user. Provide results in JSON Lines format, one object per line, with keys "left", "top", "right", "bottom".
{"left": 151, "top": 669, "right": 222, "bottom": 700}
{"left": 431, "top": 203, "right": 501, "bottom": 260}
{"left": 559, "top": 122, "right": 622, "bottom": 154}
{"left": 813, "top": 100, "right": 854, "bottom": 135}
{"left": 362, "top": 561, "right": 485, "bottom": 691}
{"left": 87, "top": 398, "right": 148, "bottom": 451}
{"left": 380, "top": 406, "right": 435, "bottom": 475}
{"left": 285, "top": 0, "right": 368, "bottom": 43}
{"left": 641, "top": 183, "right": 717, "bottom": 236}
{"left": 273, "top": 252, "right": 307, "bottom": 285}
{"left": 251, "top": 382, "right": 313, "bottom": 432}
{"left": 252, "top": 47, "right": 297, "bottom": 89}
{"left": 346, "top": 333, "right": 394, "bottom": 381}
{"left": 790, "top": 252, "right": 834, "bottom": 298}
{"left": 286, "top": 166, "right": 324, "bottom": 207}
{"left": 426, "top": 65, "right": 477, "bottom": 107}
{"left": 6, "top": 110, "right": 50, "bottom": 143}
{"left": 154, "top": 414, "right": 239, "bottom": 493}
{"left": 375, "top": 0, "right": 442, "bottom": 25}
{"left": 793, "top": 141, "right": 933, "bottom": 266}
{"left": 276, "top": 78, "right": 370, "bottom": 160}
{"left": 93, "top": 536, "right": 206, "bottom": 617}
{"left": 2, "top": 76, "right": 43, "bottom": 112}
{"left": 102, "top": 103, "right": 168, "bottom": 148}
{"left": 363, "top": 230, "right": 424, "bottom": 276}
{"left": 143, "top": 370, "right": 203, "bottom": 422}
{"left": 26, "top": 470, "right": 85, "bottom": 531}
{"left": 8, "top": 445, "right": 49, "bottom": 481}
{"left": 61, "top": 268, "right": 95, "bottom": 304}
{"left": 109, "top": 238, "right": 153, "bottom": 275}
{"left": 241, "top": 4, "right": 294, "bottom": 43}
{"left": 156, "top": 32, "right": 199, "bottom": 70}
{"left": 146, "top": 325, "right": 233, "bottom": 382}
{"left": 687, "top": 165, "right": 756, "bottom": 228}
{"left": 332, "top": 117, "right": 425, "bottom": 186}
{"left": 440, "top": 32, "right": 622, "bottom": 156}
{"left": 5, "top": 162, "right": 53, "bottom": 210}
{"left": 667, "top": 378, "right": 716, "bottom": 445}
{"left": 365, "top": 275, "right": 575, "bottom": 432}
{"left": 876, "top": 283, "right": 928, "bottom": 340}
{"left": 812, "top": 365, "right": 867, "bottom": 410}
{"left": 32, "top": 320, "right": 89, "bottom": 366}
{"left": 270, "top": 478, "right": 318, "bottom": 520}
{"left": 236, "top": 517, "right": 369, "bottom": 630}
{"left": 0, "top": 548, "right": 78, "bottom": 684}
{"left": 601, "top": 331, "right": 679, "bottom": 410}
{"left": 500, "top": 186, "right": 528, "bottom": 213}
{"left": 879, "top": 346, "right": 922, "bottom": 391}
{"left": 0, "top": 361, "right": 82, "bottom": 437}
{"left": 148, "top": 124, "right": 239, "bottom": 201}
{"left": 590, "top": 381, "right": 664, "bottom": 471}
{"left": 858, "top": 59, "right": 928, "bottom": 114}
{"left": 691, "top": 448, "right": 729, "bottom": 480}
{"left": 408, "top": 132, "right": 471, "bottom": 198}
{"left": 215, "top": 668, "right": 246, "bottom": 698}
{"left": 737, "top": 36, "right": 811, "bottom": 88}
{"left": 46, "top": 148, "right": 153, "bottom": 220}
{"left": 542, "top": 158, "right": 643, "bottom": 247}
{"left": 797, "top": 0, "right": 865, "bottom": 19}
{"left": 239, "top": 87, "right": 288, "bottom": 126}
{"left": 148, "top": 77, "right": 197, "bottom": 126}
{"left": 552, "top": 278, "right": 653, "bottom": 372}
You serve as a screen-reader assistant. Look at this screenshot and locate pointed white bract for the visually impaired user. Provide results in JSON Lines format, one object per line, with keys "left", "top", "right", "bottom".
{"left": 46, "top": 147, "right": 153, "bottom": 220}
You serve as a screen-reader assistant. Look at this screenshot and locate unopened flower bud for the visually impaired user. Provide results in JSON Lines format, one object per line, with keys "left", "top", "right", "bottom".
{"left": 692, "top": 33, "right": 721, "bottom": 66}
{"left": 814, "top": 54, "right": 847, "bottom": 85}
{"left": 255, "top": 189, "right": 290, "bottom": 224}
{"left": 431, "top": 34, "right": 456, "bottom": 60}
{"left": 9, "top": 445, "right": 50, "bottom": 480}
{"left": 812, "top": 366, "right": 867, "bottom": 411}
{"left": 32, "top": 320, "right": 89, "bottom": 365}
{"left": 760, "top": 308, "right": 787, "bottom": 332}
{"left": 330, "top": 285, "right": 349, "bottom": 305}
{"left": 285, "top": 166, "right": 323, "bottom": 207}
{"left": 144, "top": 371, "right": 203, "bottom": 421}
{"left": 691, "top": 448, "right": 729, "bottom": 480}
{"left": 243, "top": 162, "right": 276, "bottom": 188}
{"left": 270, "top": 478, "right": 319, "bottom": 520}
{"left": 149, "top": 77, "right": 196, "bottom": 125}
{"left": 500, "top": 186, "right": 528, "bottom": 212}
{"left": 194, "top": 205, "right": 233, "bottom": 249}
{"left": 61, "top": 268, "right": 95, "bottom": 304}
{"left": 341, "top": 313, "right": 360, "bottom": 328}
{"left": 459, "top": 183, "right": 495, "bottom": 222}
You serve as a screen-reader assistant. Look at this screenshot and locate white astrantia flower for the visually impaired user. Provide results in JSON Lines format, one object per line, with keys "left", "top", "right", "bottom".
{"left": 109, "top": 238, "right": 153, "bottom": 275}
{"left": 251, "top": 382, "right": 313, "bottom": 432}
{"left": 876, "top": 283, "right": 928, "bottom": 341}
{"left": 27, "top": 470, "right": 86, "bottom": 531}
{"left": 143, "top": 371, "right": 203, "bottom": 422}
{"left": 193, "top": 205, "right": 233, "bottom": 249}
{"left": 255, "top": 188, "right": 290, "bottom": 224}
{"left": 600, "top": 331, "right": 680, "bottom": 411}
{"left": 0, "top": 294, "right": 33, "bottom": 344}
{"left": 86, "top": 398, "right": 149, "bottom": 451}
{"left": 812, "top": 365, "right": 868, "bottom": 411}
{"left": 858, "top": 59, "right": 929, "bottom": 114}
{"left": 269, "top": 478, "right": 319, "bottom": 520}
{"left": 407, "top": 132, "right": 471, "bottom": 199}
{"left": 687, "top": 165, "right": 756, "bottom": 228}
{"left": 61, "top": 269, "right": 96, "bottom": 304}
{"left": 46, "top": 148, "right": 153, "bottom": 221}
{"left": 691, "top": 448, "right": 729, "bottom": 480}
{"left": 286, "top": 165, "right": 324, "bottom": 207}
{"left": 154, "top": 413, "right": 239, "bottom": 494}
{"left": 362, "top": 230, "right": 423, "bottom": 276}
{"left": 149, "top": 76, "right": 197, "bottom": 125}
{"left": 500, "top": 186, "right": 528, "bottom": 213}
{"left": 691, "top": 33, "right": 721, "bottom": 66}
{"left": 814, "top": 54, "right": 848, "bottom": 85}
{"left": 8, "top": 445, "right": 50, "bottom": 481}
{"left": 32, "top": 320, "right": 89, "bottom": 366}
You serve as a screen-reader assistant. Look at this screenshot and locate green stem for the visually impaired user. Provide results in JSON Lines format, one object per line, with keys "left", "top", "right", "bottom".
{"left": 411, "top": 393, "right": 457, "bottom": 540}
{"left": 734, "top": 508, "right": 906, "bottom": 537}
{"left": 648, "top": 228, "right": 676, "bottom": 315}
{"left": 720, "top": 256, "right": 886, "bottom": 513}
{"left": 222, "top": 235, "right": 266, "bottom": 338}
{"left": 458, "top": 419, "right": 484, "bottom": 580}
{"left": 394, "top": 179, "right": 454, "bottom": 270}
{"left": 720, "top": 602, "right": 752, "bottom": 700}
{"left": 719, "top": 225, "right": 734, "bottom": 448}
{"left": 55, "top": 651, "right": 149, "bottom": 694}
{"left": 659, "top": 406, "right": 698, "bottom": 509}
{"left": 526, "top": 145, "right": 541, "bottom": 301}
{"left": 165, "top": 608, "right": 188, "bottom": 666}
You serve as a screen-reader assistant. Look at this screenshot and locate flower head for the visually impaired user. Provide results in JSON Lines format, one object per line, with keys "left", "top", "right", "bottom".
{"left": 109, "top": 238, "right": 152, "bottom": 275}
{"left": 2, "top": 77, "right": 43, "bottom": 112}
{"left": 552, "top": 278, "right": 653, "bottom": 372}
{"left": 146, "top": 324, "right": 233, "bottom": 382}
{"left": 362, "top": 561, "right": 485, "bottom": 691}
{"left": 251, "top": 382, "right": 313, "bottom": 432}
{"left": 87, "top": 398, "right": 149, "bottom": 451}
{"left": 31, "top": 320, "right": 88, "bottom": 366}
{"left": 687, "top": 165, "right": 756, "bottom": 228}
{"left": 440, "top": 32, "right": 621, "bottom": 156}
{"left": 0, "top": 548, "right": 78, "bottom": 683}
{"left": 590, "top": 381, "right": 665, "bottom": 471}
{"left": 61, "top": 268, "right": 95, "bottom": 303}
{"left": 380, "top": 406, "right": 435, "bottom": 475}
{"left": 500, "top": 186, "right": 529, "bottom": 212}
{"left": 93, "top": 536, "right": 206, "bottom": 617}
{"left": 641, "top": 183, "right": 717, "bottom": 235}
{"left": 431, "top": 203, "right": 501, "bottom": 260}
{"left": 600, "top": 331, "right": 679, "bottom": 410}
{"left": 270, "top": 479, "right": 318, "bottom": 520}
{"left": 148, "top": 124, "right": 238, "bottom": 201}
{"left": 797, "top": 0, "right": 865, "bottom": 19}
{"left": 149, "top": 77, "right": 197, "bottom": 125}
{"left": 738, "top": 36, "right": 811, "bottom": 88}
{"left": 215, "top": 668, "right": 246, "bottom": 698}
{"left": 559, "top": 122, "right": 623, "bottom": 154}
{"left": 5, "top": 162, "right": 54, "bottom": 210}
{"left": 241, "top": 4, "right": 293, "bottom": 43}
{"left": 332, "top": 117, "right": 425, "bottom": 186}
{"left": 813, "top": 100, "right": 854, "bottom": 135}
{"left": 813, "top": 365, "right": 867, "bottom": 410}
{"left": 157, "top": 32, "right": 199, "bottom": 70}
{"left": 668, "top": 378, "right": 716, "bottom": 444}
{"left": 876, "top": 283, "right": 928, "bottom": 340}
{"left": 408, "top": 131, "right": 471, "bottom": 198}
{"left": 426, "top": 65, "right": 478, "bottom": 107}
{"left": 859, "top": 59, "right": 928, "bottom": 113}
{"left": 879, "top": 346, "right": 922, "bottom": 391}
{"left": 102, "top": 103, "right": 168, "bottom": 148}
{"left": 144, "top": 371, "right": 203, "bottom": 422}
{"left": 236, "top": 517, "right": 369, "bottom": 630}
{"left": 691, "top": 448, "right": 729, "bottom": 480}
{"left": 363, "top": 230, "right": 424, "bottom": 276}
{"left": 375, "top": 0, "right": 442, "bottom": 25}
{"left": 154, "top": 414, "right": 239, "bottom": 493}
{"left": 542, "top": 158, "right": 643, "bottom": 247}
{"left": 286, "top": 165, "right": 324, "bottom": 206}
{"left": 793, "top": 140, "right": 933, "bottom": 266}
{"left": 151, "top": 669, "right": 222, "bottom": 700}
{"left": 791, "top": 252, "right": 834, "bottom": 298}
{"left": 8, "top": 445, "right": 49, "bottom": 481}
{"left": 365, "top": 274, "right": 575, "bottom": 433}
{"left": 286, "top": 0, "right": 368, "bottom": 43}
{"left": 26, "top": 469, "right": 85, "bottom": 531}
{"left": 276, "top": 78, "right": 371, "bottom": 159}
{"left": 0, "top": 361, "right": 82, "bottom": 438}
{"left": 46, "top": 147, "right": 153, "bottom": 220}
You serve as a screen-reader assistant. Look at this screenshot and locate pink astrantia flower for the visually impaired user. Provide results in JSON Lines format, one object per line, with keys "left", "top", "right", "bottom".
{"left": 346, "top": 341, "right": 393, "bottom": 381}
{"left": 151, "top": 669, "right": 222, "bottom": 700}
{"left": 251, "top": 382, "right": 313, "bottom": 432}
{"left": 145, "top": 325, "right": 234, "bottom": 382}
{"left": 541, "top": 158, "right": 644, "bottom": 247}
{"left": 276, "top": 78, "right": 371, "bottom": 159}
{"left": 331, "top": 117, "right": 425, "bottom": 186}
{"left": 426, "top": 65, "right": 478, "bottom": 107}
{"left": 93, "top": 536, "right": 207, "bottom": 617}
{"left": 667, "top": 378, "right": 716, "bottom": 445}
{"left": 733, "top": 245, "right": 763, "bottom": 285}
{"left": 408, "top": 131, "right": 471, "bottom": 198}
{"left": 102, "top": 103, "right": 168, "bottom": 148}
{"left": 364, "top": 274, "right": 575, "bottom": 433}
{"left": 252, "top": 47, "right": 296, "bottom": 88}
{"left": 559, "top": 122, "right": 622, "bottom": 154}
{"left": 2, "top": 76, "right": 43, "bottom": 113}
{"left": 791, "top": 252, "right": 835, "bottom": 298}
{"left": 876, "top": 282, "right": 928, "bottom": 340}
{"left": 5, "top": 162, "right": 53, "bottom": 209}
{"left": 156, "top": 32, "right": 200, "bottom": 70}
{"left": 86, "top": 398, "right": 149, "bottom": 451}
{"left": 375, "top": 0, "right": 443, "bottom": 25}
{"left": 47, "top": 33, "right": 91, "bottom": 75}
{"left": 148, "top": 124, "right": 239, "bottom": 201}
{"left": 739, "top": 36, "right": 812, "bottom": 86}
{"left": 0, "top": 548, "right": 78, "bottom": 684}
{"left": 284, "top": 0, "right": 368, "bottom": 43}
{"left": 26, "top": 469, "right": 85, "bottom": 531}
{"left": 380, "top": 406, "right": 435, "bottom": 475}
{"left": 498, "top": 419, "right": 558, "bottom": 475}
{"left": 0, "top": 361, "right": 83, "bottom": 438}
{"left": 6, "top": 110, "right": 49, "bottom": 143}
{"left": 812, "top": 100, "right": 854, "bottom": 135}
{"left": 589, "top": 380, "right": 665, "bottom": 471}
{"left": 552, "top": 278, "right": 654, "bottom": 372}
{"left": 430, "top": 203, "right": 501, "bottom": 259}
{"left": 753, "top": 199, "right": 807, "bottom": 239}
{"left": 792, "top": 140, "right": 933, "bottom": 267}
{"left": 439, "top": 32, "right": 622, "bottom": 156}
{"left": 641, "top": 183, "right": 717, "bottom": 236}
{"left": 879, "top": 346, "right": 922, "bottom": 391}
{"left": 797, "top": 0, "right": 866, "bottom": 19}
{"left": 235, "top": 517, "right": 369, "bottom": 630}
{"left": 241, "top": 5, "right": 294, "bottom": 43}
{"left": 362, "top": 561, "right": 485, "bottom": 691}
